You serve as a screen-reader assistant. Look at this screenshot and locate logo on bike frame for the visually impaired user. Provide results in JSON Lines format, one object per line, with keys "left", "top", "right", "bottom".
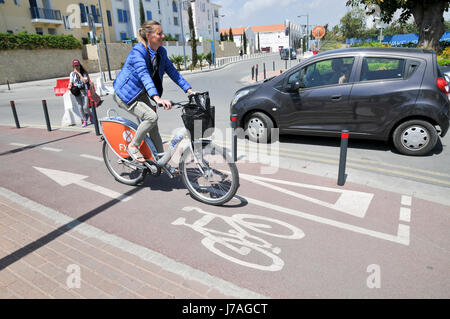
{"left": 123, "top": 130, "right": 133, "bottom": 143}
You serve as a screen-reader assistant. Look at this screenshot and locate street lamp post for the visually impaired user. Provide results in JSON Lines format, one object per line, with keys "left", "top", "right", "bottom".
{"left": 211, "top": 11, "right": 224, "bottom": 67}
{"left": 298, "top": 14, "right": 309, "bottom": 52}
{"left": 98, "top": 0, "right": 112, "bottom": 81}
{"left": 178, "top": 0, "right": 187, "bottom": 70}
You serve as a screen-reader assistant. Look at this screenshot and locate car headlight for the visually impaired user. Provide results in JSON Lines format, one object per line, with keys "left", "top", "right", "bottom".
{"left": 231, "top": 89, "right": 252, "bottom": 106}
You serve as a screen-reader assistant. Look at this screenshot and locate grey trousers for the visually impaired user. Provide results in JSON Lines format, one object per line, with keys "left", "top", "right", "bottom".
{"left": 113, "top": 92, "right": 164, "bottom": 153}
{"left": 71, "top": 90, "right": 90, "bottom": 122}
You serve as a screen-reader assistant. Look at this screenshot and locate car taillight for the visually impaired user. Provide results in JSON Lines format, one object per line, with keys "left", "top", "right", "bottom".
{"left": 437, "top": 77, "right": 449, "bottom": 99}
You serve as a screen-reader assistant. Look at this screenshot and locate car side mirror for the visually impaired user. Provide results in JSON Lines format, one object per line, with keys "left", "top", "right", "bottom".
{"left": 287, "top": 81, "right": 305, "bottom": 92}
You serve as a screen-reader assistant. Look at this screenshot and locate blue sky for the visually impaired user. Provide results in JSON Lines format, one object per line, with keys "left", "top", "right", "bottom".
{"left": 216, "top": 0, "right": 450, "bottom": 30}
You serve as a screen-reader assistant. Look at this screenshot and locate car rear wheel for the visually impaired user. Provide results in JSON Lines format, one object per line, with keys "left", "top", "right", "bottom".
{"left": 392, "top": 119, "right": 438, "bottom": 156}
{"left": 245, "top": 112, "right": 274, "bottom": 143}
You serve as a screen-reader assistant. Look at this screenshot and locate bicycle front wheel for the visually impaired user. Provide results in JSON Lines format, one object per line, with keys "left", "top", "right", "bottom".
{"left": 179, "top": 141, "right": 239, "bottom": 205}
{"left": 102, "top": 141, "right": 146, "bottom": 185}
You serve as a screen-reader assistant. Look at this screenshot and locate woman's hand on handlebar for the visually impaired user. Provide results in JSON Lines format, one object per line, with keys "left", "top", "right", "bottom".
{"left": 187, "top": 89, "right": 197, "bottom": 96}
{"left": 153, "top": 96, "right": 172, "bottom": 110}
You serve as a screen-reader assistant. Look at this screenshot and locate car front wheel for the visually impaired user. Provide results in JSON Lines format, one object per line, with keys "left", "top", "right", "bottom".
{"left": 245, "top": 112, "right": 274, "bottom": 143}
{"left": 392, "top": 119, "right": 438, "bottom": 156}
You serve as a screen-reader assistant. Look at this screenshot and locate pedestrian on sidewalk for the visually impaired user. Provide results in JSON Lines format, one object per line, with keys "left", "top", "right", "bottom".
{"left": 113, "top": 20, "right": 196, "bottom": 165}
{"left": 68, "top": 59, "right": 92, "bottom": 127}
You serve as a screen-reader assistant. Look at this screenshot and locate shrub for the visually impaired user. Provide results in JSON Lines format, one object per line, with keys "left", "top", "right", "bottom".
{"left": 438, "top": 58, "right": 450, "bottom": 66}
{"left": 0, "top": 32, "right": 82, "bottom": 50}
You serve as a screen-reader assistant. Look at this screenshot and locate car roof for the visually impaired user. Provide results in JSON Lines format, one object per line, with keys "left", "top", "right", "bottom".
{"left": 314, "top": 47, "right": 434, "bottom": 58}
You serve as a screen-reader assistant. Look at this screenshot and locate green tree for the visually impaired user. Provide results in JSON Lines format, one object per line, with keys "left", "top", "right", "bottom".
{"left": 346, "top": 0, "right": 450, "bottom": 51}
{"left": 340, "top": 7, "right": 366, "bottom": 39}
{"left": 229, "top": 28, "right": 234, "bottom": 41}
{"left": 197, "top": 53, "right": 205, "bottom": 69}
{"left": 205, "top": 51, "right": 212, "bottom": 65}
{"left": 139, "top": 0, "right": 145, "bottom": 25}
{"left": 188, "top": 6, "right": 198, "bottom": 67}
{"left": 169, "top": 55, "right": 184, "bottom": 71}
{"left": 243, "top": 32, "right": 247, "bottom": 54}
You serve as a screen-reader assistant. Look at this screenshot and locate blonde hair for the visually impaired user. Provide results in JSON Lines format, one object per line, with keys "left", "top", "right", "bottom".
{"left": 137, "top": 20, "right": 161, "bottom": 50}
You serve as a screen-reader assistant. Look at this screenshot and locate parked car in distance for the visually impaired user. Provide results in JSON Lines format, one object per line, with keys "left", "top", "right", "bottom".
{"left": 230, "top": 47, "right": 450, "bottom": 156}
{"left": 280, "top": 48, "right": 297, "bottom": 60}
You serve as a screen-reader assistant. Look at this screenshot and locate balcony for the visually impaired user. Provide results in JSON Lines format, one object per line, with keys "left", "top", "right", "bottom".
{"left": 30, "top": 7, "right": 63, "bottom": 24}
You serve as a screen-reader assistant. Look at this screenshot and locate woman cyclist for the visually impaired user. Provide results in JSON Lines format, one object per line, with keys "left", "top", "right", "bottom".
{"left": 113, "top": 20, "right": 196, "bottom": 164}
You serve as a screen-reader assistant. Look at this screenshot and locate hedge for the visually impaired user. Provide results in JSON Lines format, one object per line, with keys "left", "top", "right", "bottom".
{"left": 0, "top": 32, "right": 82, "bottom": 50}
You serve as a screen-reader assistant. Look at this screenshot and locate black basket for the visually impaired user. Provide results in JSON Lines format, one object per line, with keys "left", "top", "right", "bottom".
{"left": 182, "top": 92, "right": 215, "bottom": 139}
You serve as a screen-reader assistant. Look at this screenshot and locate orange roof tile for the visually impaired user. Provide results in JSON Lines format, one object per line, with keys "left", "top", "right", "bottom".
{"left": 251, "top": 24, "right": 285, "bottom": 33}
{"left": 220, "top": 27, "right": 246, "bottom": 36}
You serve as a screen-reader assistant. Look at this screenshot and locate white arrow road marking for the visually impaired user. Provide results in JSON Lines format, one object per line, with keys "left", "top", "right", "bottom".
{"left": 41, "top": 147, "right": 62, "bottom": 152}
{"left": 33, "top": 167, "right": 131, "bottom": 202}
{"left": 239, "top": 173, "right": 374, "bottom": 218}
{"left": 9, "top": 143, "right": 29, "bottom": 147}
{"left": 80, "top": 154, "right": 103, "bottom": 161}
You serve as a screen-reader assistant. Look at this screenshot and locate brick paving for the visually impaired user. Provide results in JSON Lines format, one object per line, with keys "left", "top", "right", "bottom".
{"left": 0, "top": 193, "right": 232, "bottom": 299}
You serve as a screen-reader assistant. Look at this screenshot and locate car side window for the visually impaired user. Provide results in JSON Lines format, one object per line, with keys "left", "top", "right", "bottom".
{"left": 360, "top": 57, "right": 405, "bottom": 81}
{"left": 287, "top": 57, "right": 354, "bottom": 89}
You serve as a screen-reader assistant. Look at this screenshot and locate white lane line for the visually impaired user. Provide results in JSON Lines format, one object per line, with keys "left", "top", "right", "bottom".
{"left": 399, "top": 207, "right": 411, "bottom": 223}
{"left": 401, "top": 195, "right": 412, "bottom": 206}
{"left": 9, "top": 143, "right": 29, "bottom": 147}
{"left": 41, "top": 147, "right": 62, "bottom": 152}
{"left": 396, "top": 224, "right": 410, "bottom": 246}
{"left": 80, "top": 154, "right": 103, "bottom": 162}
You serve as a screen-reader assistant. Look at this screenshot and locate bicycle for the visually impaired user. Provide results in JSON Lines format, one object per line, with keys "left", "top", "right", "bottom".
{"left": 99, "top": 92, "right": 239, "bottom": 206}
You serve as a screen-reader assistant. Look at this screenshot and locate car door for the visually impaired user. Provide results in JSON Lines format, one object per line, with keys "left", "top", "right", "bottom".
{"left": 348, "top": 55, "right": 422, "bottom": 137}
{"left": 276, "top": 56, "right": 356, "bottom": 134}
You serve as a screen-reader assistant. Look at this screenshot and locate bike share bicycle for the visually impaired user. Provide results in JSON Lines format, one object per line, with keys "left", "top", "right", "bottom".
{"left": 99, "top": 92, "right": 239, "bottom": 206}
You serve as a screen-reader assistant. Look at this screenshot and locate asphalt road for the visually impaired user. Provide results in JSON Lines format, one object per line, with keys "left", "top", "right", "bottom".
{"left": 0, "top": 125, "right": 449, "bottom": 298}
{"left": 1, "top": 54, "right": 449, "bottom": 193}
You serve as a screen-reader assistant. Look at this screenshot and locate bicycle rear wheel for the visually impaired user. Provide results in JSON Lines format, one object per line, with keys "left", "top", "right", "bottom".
{"left": 179, "top": 141, "right": 239, "bottom": 205}
{"left": 102, "top": 141, "right": 146, "bottom": 185}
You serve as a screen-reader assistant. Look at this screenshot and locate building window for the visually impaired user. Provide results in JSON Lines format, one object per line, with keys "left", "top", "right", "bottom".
{"left": 7, "top": 30, "right": 13, "bottom": 34}
{"left": 14, "top": 0, "right": 20, "bottom": 5}
{"left": 120, "top": 32, "right": 127, "bottom": 40}
{"left": 63, "top": 15, "right": 73, "bottom": 30}
{"left": 107, "top": 10, "right": 112, "bottom": 26}
{"left": 80, "top": 4, "right": 87, "bottom": 23}
{"left": 35, "top": 27, "right": 44, "bottom": 35}
{"left": 172, "top": 1, "right": 177, "bottom": 12}
{"left": 147, "top": 11, "right": 152, "bottom": 21}
{"left": 174, "top": 16, "right": 178, "bottom": 25}
{"left": 0, "top": 0, "right": 6, "bottom": 4}
{"left": 48, "top": 28, "right": 57, "bottom": 35}
{"left": 118, "top": 9, "right": 128, "bottom": 23}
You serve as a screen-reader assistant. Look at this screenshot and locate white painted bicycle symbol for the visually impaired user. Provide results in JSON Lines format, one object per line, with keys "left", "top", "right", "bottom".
{"left": 172, "top": 206, "right": 305, "bottom": 271}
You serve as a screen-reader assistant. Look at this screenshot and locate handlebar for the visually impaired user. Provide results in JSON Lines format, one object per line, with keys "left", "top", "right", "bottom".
{"left": 156, "top": 91, "right": 208, "bottom": 109}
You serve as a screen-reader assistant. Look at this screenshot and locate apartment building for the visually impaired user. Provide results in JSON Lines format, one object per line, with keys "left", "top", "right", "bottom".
{"left": 251, "top": 23, "right": 302, "bottom": 53}
{"left": 0, "top": 0, "right": 223, "bottom": 43}
{"left": 0, "top": 0, "right": 115, "bottom": 42}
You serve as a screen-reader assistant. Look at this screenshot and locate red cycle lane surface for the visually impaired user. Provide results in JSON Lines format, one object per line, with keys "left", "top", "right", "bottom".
{"left": 0, "top": 126, "right": 449, "bottom": 298}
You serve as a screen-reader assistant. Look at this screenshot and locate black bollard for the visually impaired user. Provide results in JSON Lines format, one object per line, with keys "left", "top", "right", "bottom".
{"left": 337, "top": 130, "right": 349, "bottom": 186}
{"left": 256, "top": 64, "right": 258, "bottom": 82}
{"left": 10, "top": 101, "right": 20, "bottom": 128}
{"left": 264, "top": 63, "right": 266, "bottom": 79}
{"left": 90, "top": 101, "right": 101, "bottom": 136}
{"left": 285, "top": 59, "right": 287, "bottom": 69}
{"left": 251, "top": 66, "right": 254, "bottom": 80}
{"left": 6, "top": 79, "right": 10, "bottom": 90}
{"left": 42, "top": 100, "right": 52, "bottom": 131}
{"left": 273, "top": 61, "right": 275, "bottom": 71}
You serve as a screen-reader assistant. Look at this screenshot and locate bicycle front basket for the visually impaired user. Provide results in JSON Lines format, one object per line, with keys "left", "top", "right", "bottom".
{"left": 182, "top": 105, "right": 215, "bottom": 140}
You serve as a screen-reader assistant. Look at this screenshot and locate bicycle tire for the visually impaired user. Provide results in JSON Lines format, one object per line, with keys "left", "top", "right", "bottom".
{"left": 179, "top": 141, "right": 239, "bottom": 206}
{"left": 102, "top": 141, "right": 146, "bottom": 185}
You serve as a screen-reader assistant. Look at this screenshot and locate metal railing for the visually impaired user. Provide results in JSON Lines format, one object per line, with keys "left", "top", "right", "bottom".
{"left": 30, "top": 7, "right": 62, "bottom": 21}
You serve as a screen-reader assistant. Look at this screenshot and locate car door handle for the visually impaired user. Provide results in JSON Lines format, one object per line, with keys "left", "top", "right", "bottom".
{"left": 331, "top": 95, "right": 342, "bottom": 101}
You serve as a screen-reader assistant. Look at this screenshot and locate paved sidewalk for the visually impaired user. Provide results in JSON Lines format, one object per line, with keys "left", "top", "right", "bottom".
{"left": 0, "top": 191, "right": 231, "bottom": 299}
